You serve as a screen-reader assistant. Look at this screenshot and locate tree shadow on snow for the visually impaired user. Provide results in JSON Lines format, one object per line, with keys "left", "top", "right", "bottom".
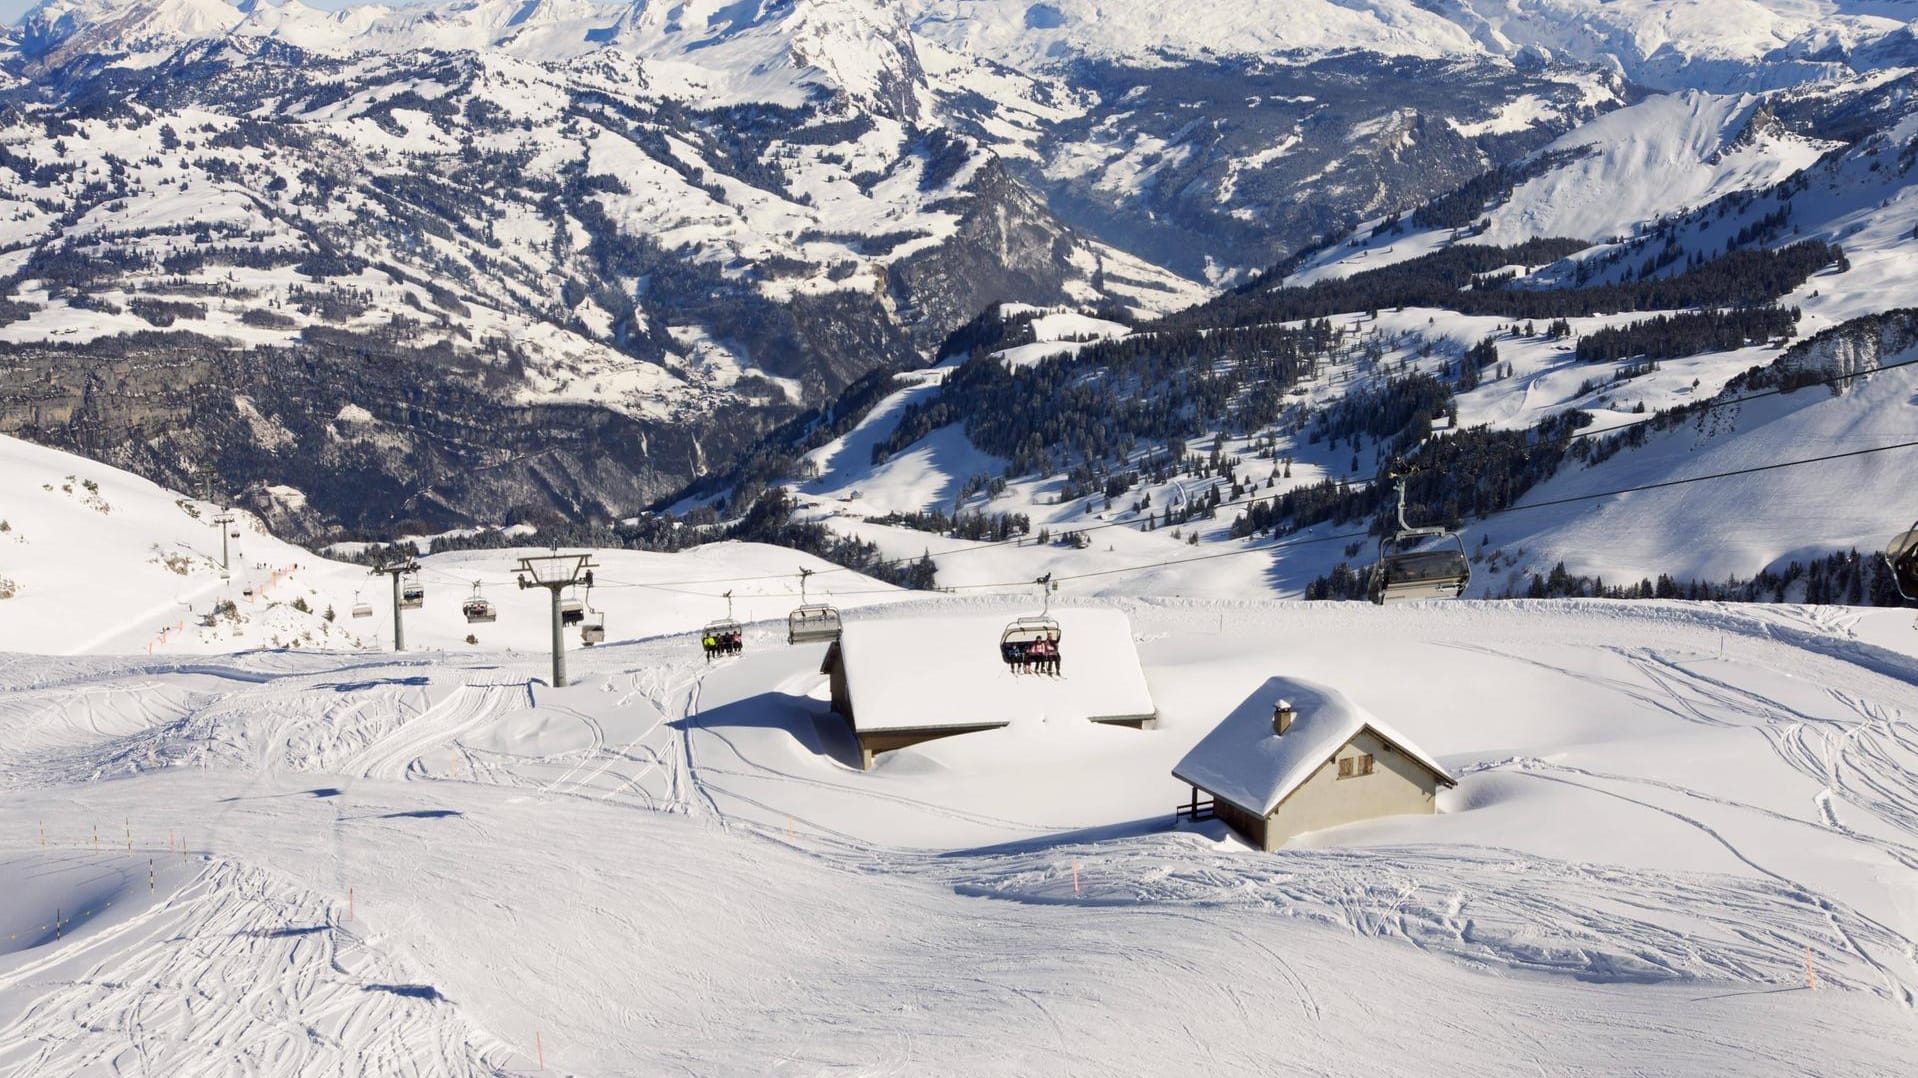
{"left": 681, "top": 691, "right": 861, "bottom": 770}
{"left": 363, "top": 983, "right": 446, "bottom": 1003}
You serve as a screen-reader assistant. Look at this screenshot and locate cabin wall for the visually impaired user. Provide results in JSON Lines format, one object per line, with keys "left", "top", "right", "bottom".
{"left": 827, "top": 655, "right": 853, "bottom": 725}
{"left": 1262, "top": 730, "right": 1438, "bottom": 850}
{"left": 1214, "top": 798, "right": 1268, "bottom": 850}
{"left": 855, "top": 726, "right": 1000, "bottom": 770}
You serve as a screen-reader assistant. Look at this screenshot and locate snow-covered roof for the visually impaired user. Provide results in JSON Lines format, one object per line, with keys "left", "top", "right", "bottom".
{"left": 827, "top": 609, "right": 1156, "bottom": 733}
{"left": 1172, "top": 677, "right": 1454, "bottom": 817}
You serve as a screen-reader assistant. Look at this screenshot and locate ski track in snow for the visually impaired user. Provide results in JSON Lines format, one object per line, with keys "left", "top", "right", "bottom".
{"left": 5, "top": 599, "right": 1918, "bottom": 1070}
{"left": 0, "top": 860, "right": 505, "bottom": 1075}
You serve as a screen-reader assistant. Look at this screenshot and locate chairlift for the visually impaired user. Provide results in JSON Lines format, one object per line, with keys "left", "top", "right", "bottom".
{"left": 1886, "top": 520, "right": 1918, "bottom": 603}
{"left": 999, "top": 574, "right": 1063, "bottom": 673}
{"left": 1370, "top": 475, "right": 1471, "bottom": 604}
{"left": 787, "top": 568, "right": 843, "bottom": 645}
{"left": 462, "top": 581, "right": 497, "bottom": 624}
{"left": 582, "top": 611, "right": 606, "bottom": 646}
{"left": 560, "top": 597, "right": 585, "bottom": 626}
{"left": 701, "top": 590, "right": 744, "bottom": 660}
{"left": 400, "top": 574, "right": 425, "bottom": 610}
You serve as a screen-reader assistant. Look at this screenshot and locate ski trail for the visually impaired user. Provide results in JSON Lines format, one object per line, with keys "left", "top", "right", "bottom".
{"left": 0, "top": 860, "right": 509, "bottom": 1076}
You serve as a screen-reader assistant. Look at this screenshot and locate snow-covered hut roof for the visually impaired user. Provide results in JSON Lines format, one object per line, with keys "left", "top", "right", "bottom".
{"left": 825, "top": 608, "right": 1156, "bottom": 733}
{"left": 1172, "top": 677, "right": 1454, "bottom": 817}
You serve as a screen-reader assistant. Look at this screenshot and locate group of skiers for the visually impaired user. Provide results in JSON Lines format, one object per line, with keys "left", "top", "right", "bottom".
{"left": 701, "top": 629, "right": 743, "bottom": 660}
{"left": 1001, "top": 633, "right": 1062, "bottom": 676}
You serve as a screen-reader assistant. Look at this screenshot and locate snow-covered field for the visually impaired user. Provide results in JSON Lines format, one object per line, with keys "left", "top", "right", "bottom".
{"left": 4, "top": 431, "right": 1918, "bottom": 1073}
{"left": 6, "top": 590, "right": 1918, "bottom": 1073}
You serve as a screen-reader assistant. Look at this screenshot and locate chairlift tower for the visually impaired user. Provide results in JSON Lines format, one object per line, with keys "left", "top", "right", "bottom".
{"left": 369, "top": 558, "right": 421, "bottom": 652}
{"left": 517, "top": 552, "right": 597, "bottom": 688}
{"left": 211, "top": 510, "right": 234, "bottom": 572}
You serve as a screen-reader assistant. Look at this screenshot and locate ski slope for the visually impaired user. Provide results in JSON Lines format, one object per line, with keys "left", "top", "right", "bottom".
{"left": 0, "top": 434, "right": 911, "bottom": 656}
{"left": 4, "top": 590, "right": 1918, "bottom": 1072}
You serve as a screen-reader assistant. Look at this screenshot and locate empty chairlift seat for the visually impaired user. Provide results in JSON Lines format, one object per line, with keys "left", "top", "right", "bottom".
{"left": 787, "top": 604, "right": 843, "bottom": 645}
{"left": 1371, "top": 475, "right": 1470, "bottom": 605}
{"left": 1372, "top": 545, "right": 1472, "bottom": 603}
{"left": 1889, "top": 523, "right": 1918, "bottom": 602}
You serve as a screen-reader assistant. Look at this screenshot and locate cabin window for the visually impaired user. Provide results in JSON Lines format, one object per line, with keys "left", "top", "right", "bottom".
{"left": 1338, "top": 754, "right": 1375, "bottom": 779}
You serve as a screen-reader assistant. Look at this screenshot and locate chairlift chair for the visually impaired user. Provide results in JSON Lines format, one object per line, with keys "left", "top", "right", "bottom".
{"left": 400, "top": 577, "right": 425, "bottom": 610}
{"left": 999, "top": 574, "right": 1063, "bottom": 670}
{"left": 1887, "top": 521, "right": 1918, "bottom": 603}
{"left": 701, "top": 591, "right": 744, "bottom": 658}
{"left": 582, "top": 612, "right": 606, "bottom": 646}
{"left": 560, "top": 597, "right": 585, "bottom": 626}
{"left": 1370, "top": 476, "right": 1471, "bottom": 605}
{"left": 786, "top": 568, "right": 843, "bottom": 645}
{"left": 462, "top": 581, "right": 497, "bottom": 624}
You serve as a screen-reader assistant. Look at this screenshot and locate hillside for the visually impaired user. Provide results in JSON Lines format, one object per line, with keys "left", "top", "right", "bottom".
{"left": 702, "top": 59, "right": 1918, "bottom": 605}
{"left": 0, "top": 432, "right": 911, "bottom": 654}
{"left": 6, "top": 534, "right": 1918, "bottom": 1069}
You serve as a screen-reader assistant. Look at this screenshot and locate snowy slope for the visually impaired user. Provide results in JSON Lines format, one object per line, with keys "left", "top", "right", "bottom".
{"left": 1469, "top": 338, "right": 1918, "bottom": 591}
{"left": 0, "top": 434, "right": 912, "bottom": 656}
{"left": 5, "top": 582, "right": 1918, "bottom": 1070}
{"left": 908, "top": 0, "right": 1918, "bottom": 90}
{"left": 1289, "top": 89, "right": 1840, "bottom": 285}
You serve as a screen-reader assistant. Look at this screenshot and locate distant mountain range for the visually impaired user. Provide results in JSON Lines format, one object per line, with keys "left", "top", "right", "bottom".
{"left": 0, "top": 0, "right": 1914, "bottom": 553}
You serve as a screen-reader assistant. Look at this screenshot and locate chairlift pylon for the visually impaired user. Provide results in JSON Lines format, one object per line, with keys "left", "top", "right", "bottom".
{"left": 462, "top": 581, "right": 497, "bottom": 624}
{"left": 999, "top": 574, "right": 1063, "bottom": 674}
{"left": 787, "top": 567, "right": 843, "bottom": 645}
{"left": 1370, "top": 474, "right": 1471, "bottom": 604}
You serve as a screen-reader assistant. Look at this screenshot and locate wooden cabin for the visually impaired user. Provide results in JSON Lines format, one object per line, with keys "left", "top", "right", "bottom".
{"left": 1173, "top": 677, "right": 1455, "bottom": 851}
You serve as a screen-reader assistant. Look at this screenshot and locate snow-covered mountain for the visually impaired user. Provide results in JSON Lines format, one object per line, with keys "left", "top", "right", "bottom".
{"left": 2, "top": 0, "right": 1916, "bottom": 551}
{"left": 696, "top": 59, "right": 1918, "bottom": 603}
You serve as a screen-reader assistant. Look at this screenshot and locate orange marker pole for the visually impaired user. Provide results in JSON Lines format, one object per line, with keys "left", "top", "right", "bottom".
{"left": 1073, "top": 862, "right": 1080, "bottom": 896}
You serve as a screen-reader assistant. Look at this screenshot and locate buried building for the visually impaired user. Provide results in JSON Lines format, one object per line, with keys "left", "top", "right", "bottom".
{"left": 1173, "top": 677, "right": 1456, "bottom": 851}
{"left": 819, "top": 609, "right": 1158, "bottom": 769}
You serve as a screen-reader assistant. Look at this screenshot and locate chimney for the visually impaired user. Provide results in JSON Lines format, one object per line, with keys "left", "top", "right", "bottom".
{"left": 1273, "top": 699, "right": 1295, "bottom": 736}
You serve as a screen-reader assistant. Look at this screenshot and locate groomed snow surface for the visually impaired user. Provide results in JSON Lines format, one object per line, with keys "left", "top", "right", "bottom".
{"left": 9, "top": 442, "right": 1918, "bottom": 1073}
{"left": 8, "top": 585, "right": 1918, "bottom": 1066}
